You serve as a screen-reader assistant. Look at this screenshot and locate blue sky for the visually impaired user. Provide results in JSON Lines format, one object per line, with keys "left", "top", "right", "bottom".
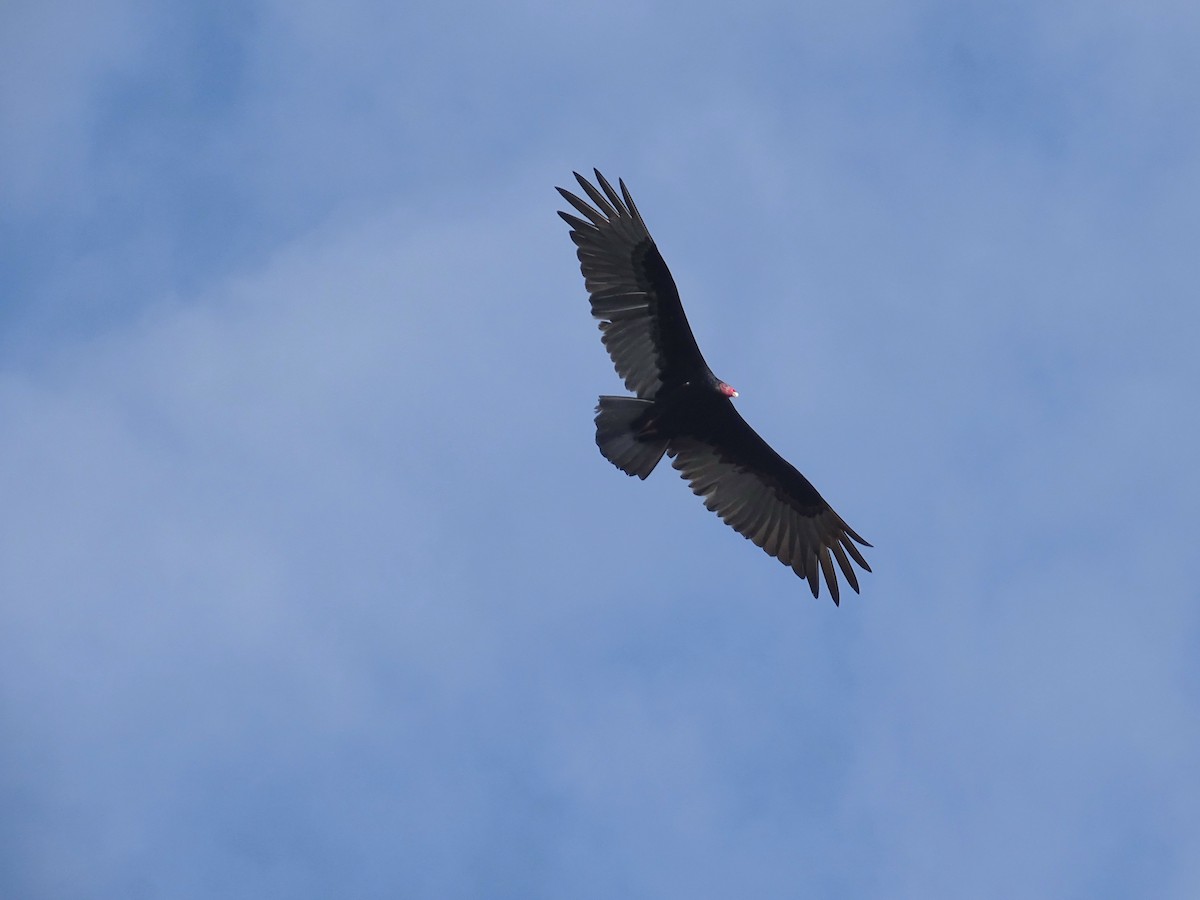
{"left": 3, "top": 1, "right": 1199, "bottom": 897}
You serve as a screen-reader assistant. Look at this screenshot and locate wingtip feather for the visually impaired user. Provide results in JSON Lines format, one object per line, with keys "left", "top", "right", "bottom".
{"left": 593, "top": 170, "right": 626, "bottom": 214}
{"left": 820, "top": 547, "right": 841, "bottom": 606}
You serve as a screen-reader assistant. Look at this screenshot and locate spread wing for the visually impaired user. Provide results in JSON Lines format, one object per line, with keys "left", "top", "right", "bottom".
{"left": 557, "top": 170, "right": 710, "bottom": 399}
{"left": 668, "top": 401, "right": 872, "bottom": 604}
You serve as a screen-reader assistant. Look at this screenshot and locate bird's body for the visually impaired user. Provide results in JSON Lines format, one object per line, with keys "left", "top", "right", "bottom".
{"left": 558, "top": 170, "right": 871, "bottom": 603}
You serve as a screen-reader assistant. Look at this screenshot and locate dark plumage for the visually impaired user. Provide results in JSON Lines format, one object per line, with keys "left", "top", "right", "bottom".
{"left": 558, "top": 170, "right": 871, "bottom": 603}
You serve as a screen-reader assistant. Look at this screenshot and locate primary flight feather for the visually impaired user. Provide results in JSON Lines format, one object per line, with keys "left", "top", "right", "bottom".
{"left": 557, "top": 170, "right": 871, "bottom": 603}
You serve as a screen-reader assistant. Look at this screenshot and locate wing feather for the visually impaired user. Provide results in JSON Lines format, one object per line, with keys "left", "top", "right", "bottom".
{"left": 668, "top": 401, "right": 871, "bottom": 603}
{"left": 557, "top": 170, "right": 709, "bottom": 399}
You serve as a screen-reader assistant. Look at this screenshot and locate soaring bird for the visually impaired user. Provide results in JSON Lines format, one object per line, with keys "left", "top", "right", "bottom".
{"left": 557, "top": 170, "right": 871, "bottom": 603}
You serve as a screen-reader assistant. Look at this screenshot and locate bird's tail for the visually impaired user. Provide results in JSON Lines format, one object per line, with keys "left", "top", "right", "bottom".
{"left": 594, "top": 396, "right": 668, "bottom": 480}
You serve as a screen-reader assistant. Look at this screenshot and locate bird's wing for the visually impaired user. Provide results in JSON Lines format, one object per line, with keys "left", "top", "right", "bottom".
{"left": 668, "top": 402, "right": 871, "bottom": 604}
{"left": 557, "top": 170, "right": 708, "bottom": 400}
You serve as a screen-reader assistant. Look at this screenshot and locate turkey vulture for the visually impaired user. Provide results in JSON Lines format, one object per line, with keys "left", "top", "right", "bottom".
{"left": 557, "top": 170, "right": 871, "bottom": 603}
